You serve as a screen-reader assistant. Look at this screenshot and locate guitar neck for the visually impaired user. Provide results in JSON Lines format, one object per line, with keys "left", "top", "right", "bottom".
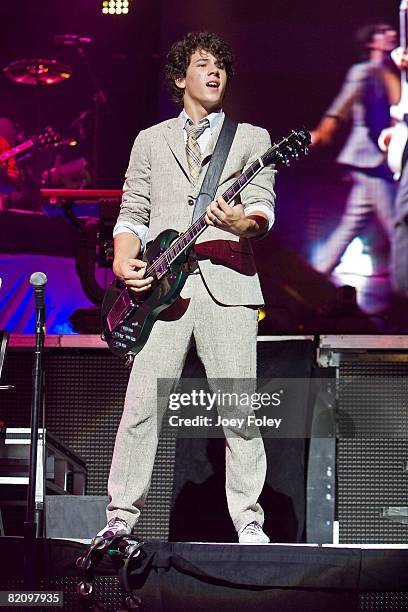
{"left": 146, "top": 154, "right": 266, "bottom": 277}
{"left": 106, "top": 128, "right": 308, "bottom": 335}
{"left": 0, "top": 138, "right": 35, "bottom": 163}
{"left": 143, "top": 128, "right": 310, "bottom": 279}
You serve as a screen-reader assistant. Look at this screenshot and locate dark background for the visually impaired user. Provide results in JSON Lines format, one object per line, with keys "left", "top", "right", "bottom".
{"left": 0, "top": 0, "right": 398, "bottom": 185}
{"left": 0, "top": 0, "right": 403, "bottom": 332}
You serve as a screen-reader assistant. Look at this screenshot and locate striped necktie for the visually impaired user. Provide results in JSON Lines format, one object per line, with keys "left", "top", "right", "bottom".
{"left": 185, "top": 118, "right": 210, "bottom": 184}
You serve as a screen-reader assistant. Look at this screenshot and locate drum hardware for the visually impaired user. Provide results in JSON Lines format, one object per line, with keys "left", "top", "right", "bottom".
{"left": 3, "top": 58, "right": 72, "bottom": 86}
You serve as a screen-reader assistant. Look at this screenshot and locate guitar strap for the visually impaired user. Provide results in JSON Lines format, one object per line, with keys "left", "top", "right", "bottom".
{"left": 191, "top": 116, "right": 238, "bottom": 224}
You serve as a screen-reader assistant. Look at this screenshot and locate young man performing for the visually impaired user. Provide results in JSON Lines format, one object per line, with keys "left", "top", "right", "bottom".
{"left": 379, "top": 45, "right": 408, "bottom": 298}
{"left": 311, "top": 24, "right": 399, "bottom": 274}
{"left": 98, "top": 31, "right": 275, "bottom": 543}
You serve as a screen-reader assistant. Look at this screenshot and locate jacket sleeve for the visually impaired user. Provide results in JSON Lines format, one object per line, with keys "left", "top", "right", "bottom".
{"left": 240, "top": 126, "right": 276, "bottom": 227}
{"left": 324, "top": 64, "right": 366, "bottom": 122}
{"left": 116, "top": 129, "right": 151, "bottom": 229}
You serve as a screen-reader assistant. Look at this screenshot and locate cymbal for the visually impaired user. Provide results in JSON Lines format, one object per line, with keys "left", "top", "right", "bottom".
{"left": 3, "top": 58, "right": 72, "bottom": 85}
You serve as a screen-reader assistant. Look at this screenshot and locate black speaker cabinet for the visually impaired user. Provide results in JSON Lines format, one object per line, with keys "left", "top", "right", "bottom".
{"left": 1, "top": 334, "right": 315, "bottom": 542}
{"left": 308, "top": 335, "right": 408, "bottom": 544}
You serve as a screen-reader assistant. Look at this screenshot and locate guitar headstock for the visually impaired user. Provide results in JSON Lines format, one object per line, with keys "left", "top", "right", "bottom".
{"left": 34, "top": 126, "right": 61, "bottom": 147}
{"left": 262, "top": 128, "right": 311, "bottom": 168}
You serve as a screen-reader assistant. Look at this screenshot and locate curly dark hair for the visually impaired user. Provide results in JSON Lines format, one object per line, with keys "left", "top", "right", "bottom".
{"left": 165, "top": 31, "right": 234, "bottom": 106}
{"left": 355, "top": 23, "right": 395, "bottom": 59}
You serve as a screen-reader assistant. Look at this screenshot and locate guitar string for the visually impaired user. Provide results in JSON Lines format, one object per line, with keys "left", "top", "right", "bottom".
{"left": 111, "top": 133, "right": 307, "bottom": 321}
{"left": 144, "top": 162, "right": 259, "bottom": 278}
{"left": 144, "top": 133, "right": 306, "bottom": 277}
{"left": 110, "top": 136, "right": 308, "bottom": 329}
{"left": 143, "top": 144, "right": 282, "bottom": 277}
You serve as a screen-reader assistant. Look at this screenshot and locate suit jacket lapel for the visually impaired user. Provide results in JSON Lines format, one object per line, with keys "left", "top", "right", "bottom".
{"left": 163, "top": 114, "right": 229, "bottom": 192}
{"left": 163, "top": 119, "right": 190, "bottom": 179}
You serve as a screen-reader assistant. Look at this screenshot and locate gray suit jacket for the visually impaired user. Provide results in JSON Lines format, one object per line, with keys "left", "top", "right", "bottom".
{"left": 325, "top": 61, "right": 393, "bottom": 169}
{"left": 117, "top": 116, "right": 276, "bottom": 306}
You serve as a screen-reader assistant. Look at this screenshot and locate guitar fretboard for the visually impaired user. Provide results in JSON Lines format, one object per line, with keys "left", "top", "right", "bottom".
{"left": 145, "top": 156, "right": 265, "bottom": 278}
{"left": 0, "top": 139, "right": 34, "bottom": 163}
{"left": 105, "top": 128, "right": 309, "bottom": 333}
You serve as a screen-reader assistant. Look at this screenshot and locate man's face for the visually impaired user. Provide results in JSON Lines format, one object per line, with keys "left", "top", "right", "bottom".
{"left": 369, "top": 26, "right": 398, "bottom": 53}
{"left": 175, "top": 49, "right": 228, "bottom": 113}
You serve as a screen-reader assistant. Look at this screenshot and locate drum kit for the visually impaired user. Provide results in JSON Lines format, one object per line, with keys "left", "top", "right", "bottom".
{"left": 3, "top": 57, "right": 72, "bottom": 86}
{"left": 1, "top": 38, "right": 103, "bottom": 203}
{"left": 1, "top": 48, "right": 116, "bottom": 323}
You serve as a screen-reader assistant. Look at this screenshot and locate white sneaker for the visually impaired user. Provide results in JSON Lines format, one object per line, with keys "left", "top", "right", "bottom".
{"left": 96, "top": 517, "right": 131, "bottom": 539}
{"left": 238, "top": 521, "right": 270, "bottom": 544}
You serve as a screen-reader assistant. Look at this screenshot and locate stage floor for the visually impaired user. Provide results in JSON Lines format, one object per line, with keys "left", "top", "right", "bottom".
{"left": 1, "top": 537, "right": 408, "bottom": 611}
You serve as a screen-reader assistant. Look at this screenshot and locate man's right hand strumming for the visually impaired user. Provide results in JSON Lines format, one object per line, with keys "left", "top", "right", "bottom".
{"left": 113, "top": 233, "right": 153, "bottom": 293}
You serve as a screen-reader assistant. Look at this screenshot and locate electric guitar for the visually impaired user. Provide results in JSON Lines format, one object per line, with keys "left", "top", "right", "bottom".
{"left": 0, "top": 127, "right": 61, "bottom": 164}
{"left": 101, "top": 128, "right": 311, "bottom": 364}
{"left": 388, "top": 0, "right": 408, "bottom": 179}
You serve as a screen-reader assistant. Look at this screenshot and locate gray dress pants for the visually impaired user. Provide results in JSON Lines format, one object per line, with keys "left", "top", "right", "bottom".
{"left": 314, "top": 169, "right": 396, "bottom": 274}
{"left": 106, "top": 273, "right": 266, "bottom": 533}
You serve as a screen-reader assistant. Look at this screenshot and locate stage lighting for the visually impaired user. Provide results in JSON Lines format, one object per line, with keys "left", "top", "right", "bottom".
{"left": 335, "top": 237, "right": 373, "bottom": 277}
{"left": 101, "top": 0, "right": 130, "bottom": 14}
{"left": 258, "top": 307, "right": 266, "bottom": 322}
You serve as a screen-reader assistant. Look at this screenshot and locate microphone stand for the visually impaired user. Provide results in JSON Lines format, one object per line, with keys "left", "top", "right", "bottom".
{"left": 24, "top": 274, "right": 47, "bottom": 588}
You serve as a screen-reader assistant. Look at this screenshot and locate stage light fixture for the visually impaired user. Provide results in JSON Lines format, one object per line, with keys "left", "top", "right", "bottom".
{"left": 101, "top": 0, "right": 130, "bottom": 14}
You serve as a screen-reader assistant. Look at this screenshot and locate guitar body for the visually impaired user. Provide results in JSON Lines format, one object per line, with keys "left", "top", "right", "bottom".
{"left": 101, "top": 229, "right": 189, "bottom": 362}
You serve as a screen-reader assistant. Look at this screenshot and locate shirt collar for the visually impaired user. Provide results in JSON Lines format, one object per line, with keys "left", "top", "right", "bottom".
{"left": 179, "top": 109, "right": 224, "bottom": 133}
